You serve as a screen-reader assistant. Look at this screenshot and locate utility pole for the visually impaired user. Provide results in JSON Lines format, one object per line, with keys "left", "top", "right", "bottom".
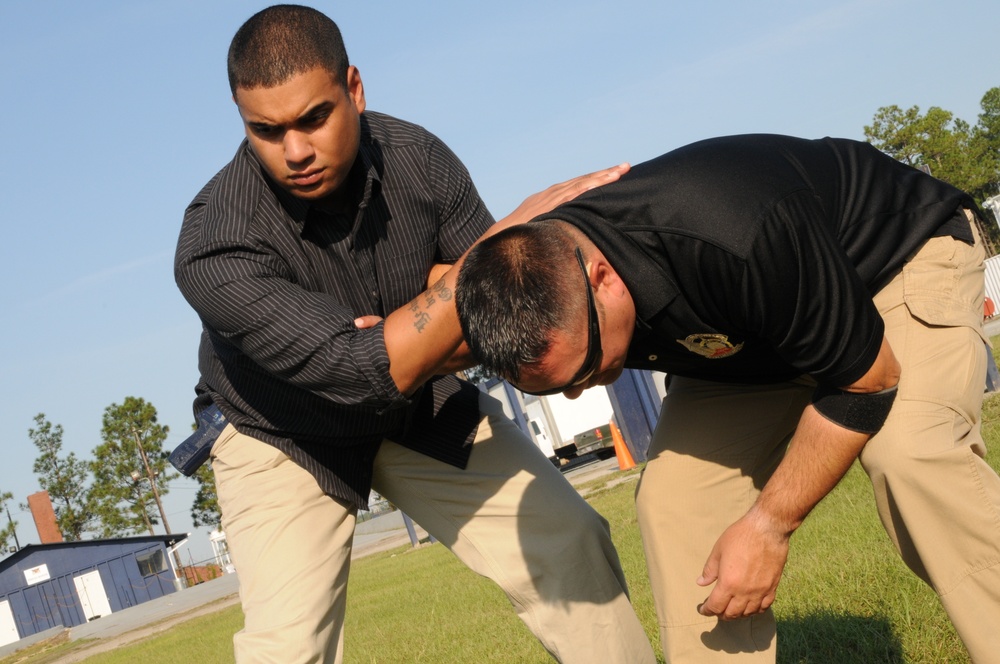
{"left": 134, "top": 496, "right": 154, "bottom": 537}
{"left": 131, "top": 428, "right": 172, "bottom": 536}
{"left": 5, "top": 506, "right": 19, "bottom": 551}
{"left": 131, "top": 427, "right": 186, "bottom": 589}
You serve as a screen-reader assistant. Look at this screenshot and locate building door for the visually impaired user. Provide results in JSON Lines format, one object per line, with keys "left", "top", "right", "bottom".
{"left": 0, "top": 600, "right": 19, "bottom": 646}
{"left": 73, "top": 571, "right": 112, "bottom": 621}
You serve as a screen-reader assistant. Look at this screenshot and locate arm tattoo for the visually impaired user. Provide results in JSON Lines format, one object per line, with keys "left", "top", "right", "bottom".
{"left": 429, "top": 277, "right": 453, "bottom": 302}
{"left": 410, "top": 278, "right": 454, "bottom": 333}
{"left": 413, "top": 310, "right": 432, "bottom": 333}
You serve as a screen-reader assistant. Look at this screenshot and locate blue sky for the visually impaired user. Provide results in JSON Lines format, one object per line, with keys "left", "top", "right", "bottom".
{"left": 1, "top": 0, "right": 996, "bottom": 564}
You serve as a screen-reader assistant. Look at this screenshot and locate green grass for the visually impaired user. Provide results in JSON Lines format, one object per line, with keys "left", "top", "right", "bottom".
{"left": 78, "top": 609, "right": 243, "bottom": 664}
{"left": 343, "top": 543, "right": 548, "bottom": 663}
{"left": 8, "top": 367, "right": 1000, "bottom": 663}
{"left": 777, "top": 466, "right": 963, "bottom": 663}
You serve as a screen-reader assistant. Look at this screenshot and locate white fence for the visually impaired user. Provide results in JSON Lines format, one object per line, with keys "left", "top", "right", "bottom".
{"left": 987, "top": 255, "right": 1000, "bottom": 309}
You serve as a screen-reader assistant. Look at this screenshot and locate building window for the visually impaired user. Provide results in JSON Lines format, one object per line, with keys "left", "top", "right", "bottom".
{"left": 136, "top": 550, "right": 167, "bottom": 577}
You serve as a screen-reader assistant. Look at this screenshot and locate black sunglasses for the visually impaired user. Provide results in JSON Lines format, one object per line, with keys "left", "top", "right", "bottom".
{"left": 519, "top": 247, "right": 603, "bottom": 396}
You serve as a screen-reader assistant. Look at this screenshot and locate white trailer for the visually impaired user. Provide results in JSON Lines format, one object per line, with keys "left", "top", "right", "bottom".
{"left": 524, "top": 388, "right": 615, "bottom": 456}
{"left": 486, "top": 381, "right": 615, "bottom": 461}
{"left": 486, "top": 370, "right": 669, "bottom": 464}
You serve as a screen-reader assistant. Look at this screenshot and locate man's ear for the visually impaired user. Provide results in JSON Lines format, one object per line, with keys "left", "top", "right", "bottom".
{"left": 593, "top": 258, "right": 627, "bottom": 297}
{"left": 346, "top": 65, "right": 366, "bottom": 114}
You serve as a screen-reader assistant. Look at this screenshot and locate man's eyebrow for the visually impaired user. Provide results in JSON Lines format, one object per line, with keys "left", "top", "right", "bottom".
{"left": 247, "top": 119, "right": 277, "bottom": 131}
{"left": 247, "top": 101, "right": 335, "bottom": 131}
{"left": 300, "top": 101, "right": 334, "bottom": 119}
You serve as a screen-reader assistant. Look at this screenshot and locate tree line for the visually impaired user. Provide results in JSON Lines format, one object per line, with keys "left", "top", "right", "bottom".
{"left": 0, "top": 397, "right": 219, "bottom": 550}
{"left": 864, "top": 86, "right": 1000, "bottom": 249}
{"left": 2, "top": 86, "right": 997, "bottom": 549}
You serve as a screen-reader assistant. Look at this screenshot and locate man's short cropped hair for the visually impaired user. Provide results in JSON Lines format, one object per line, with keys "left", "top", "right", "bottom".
{"left": 228, "top": 4, "right": 350, "bottom": 94}
{"left": 456, "top": 222, "right": 584, "bottom": 382}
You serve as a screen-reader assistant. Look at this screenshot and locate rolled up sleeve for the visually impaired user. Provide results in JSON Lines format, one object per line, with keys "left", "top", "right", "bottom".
{"left": 176, "top": 212, "right": 410, "bottom": 411}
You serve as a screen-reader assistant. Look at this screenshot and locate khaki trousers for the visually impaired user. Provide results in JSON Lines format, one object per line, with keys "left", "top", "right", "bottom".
{"left": 212, "top": 391, "right": 655, "bottom": 663}
{"left": 636, "top": 217, "right": 1000, "bottom": 663}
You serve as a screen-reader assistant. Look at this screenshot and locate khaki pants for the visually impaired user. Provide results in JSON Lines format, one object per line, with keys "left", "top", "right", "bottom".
{"left": 212, "top": 391, "right": 655, "bottom": 663}
{"left": 636, "top": 217, "right": 1000, "bottom": 662}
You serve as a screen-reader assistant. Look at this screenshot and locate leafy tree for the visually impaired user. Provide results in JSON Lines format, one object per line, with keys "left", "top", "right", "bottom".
{"left": 27, "top": 413, "right": 94, "bottom": 540}
{"left": 977, "top": 88, "right": 1000, "bottom": 144}
{"left": 864, "top": 105, "right": 994, "bottom": 200}
{"left": 976, "top": 87, "right": 1000, "bottom": 194}
{"left": 89, "top": 397, "right": 177, "bottom": 538}
{"left": 190, "top": 463, "right": 221, "bottom": 528}
{"left": 0, "top": 491, "right": 18, "bottom": 551}
{"left": 864, "top": 88, "right": 1000, "bottom": 249}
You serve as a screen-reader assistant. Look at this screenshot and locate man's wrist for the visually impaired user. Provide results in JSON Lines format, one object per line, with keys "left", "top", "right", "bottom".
{"left": 746, "top": 500, "right": 799, "bottom": 540}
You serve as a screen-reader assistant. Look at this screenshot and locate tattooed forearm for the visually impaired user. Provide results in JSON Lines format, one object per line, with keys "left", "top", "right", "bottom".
{"left": 427, "top": 277, "right": 453, "bottom": 303}
{"left": 409, "top": 277, "right": 456, "bottom": 333}
{"left": 409, "top": 278, "right": 447, "bottom": 332}
{"left": 412, "top": 310, "right": 431, "bottom": 332}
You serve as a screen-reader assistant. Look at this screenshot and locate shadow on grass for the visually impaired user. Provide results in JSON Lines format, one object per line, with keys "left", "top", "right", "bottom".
{"left": 777, "top": 612, "right": 903, "bottom": 663}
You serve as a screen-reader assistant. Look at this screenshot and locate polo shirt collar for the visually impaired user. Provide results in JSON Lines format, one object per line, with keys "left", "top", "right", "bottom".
{"left": 536, "top": 208, "right": 679, "bottom": 334}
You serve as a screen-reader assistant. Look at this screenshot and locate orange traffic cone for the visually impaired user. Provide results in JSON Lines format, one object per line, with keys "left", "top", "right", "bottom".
{"left": 609, "top": 420, "right": 636, "bottom": 471}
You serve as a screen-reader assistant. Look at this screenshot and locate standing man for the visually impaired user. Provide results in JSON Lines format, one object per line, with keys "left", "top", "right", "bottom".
{"left": 455, "top": 134, "right": 1000, "bottom": 662}
{"left": 174, "top": 5, "right": 655, "bottom": 663}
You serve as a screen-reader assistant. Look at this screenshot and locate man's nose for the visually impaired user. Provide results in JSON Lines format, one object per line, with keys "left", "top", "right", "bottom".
{"left": 284, "top": 131, "right": 314, "bottom": 165}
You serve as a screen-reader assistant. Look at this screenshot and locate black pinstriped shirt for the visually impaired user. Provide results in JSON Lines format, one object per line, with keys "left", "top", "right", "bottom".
{"left": 175, "top": 111, "right": 489, "bottom": 508}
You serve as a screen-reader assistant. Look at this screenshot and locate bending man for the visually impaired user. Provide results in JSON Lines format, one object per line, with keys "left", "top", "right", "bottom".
{"left": 456, "top": 133, "right": 1000, "bottom": 662}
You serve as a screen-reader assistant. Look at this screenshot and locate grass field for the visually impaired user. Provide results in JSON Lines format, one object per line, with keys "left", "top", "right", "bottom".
{"left": 7, "top": 387, "right": 1000, "bottom": 662}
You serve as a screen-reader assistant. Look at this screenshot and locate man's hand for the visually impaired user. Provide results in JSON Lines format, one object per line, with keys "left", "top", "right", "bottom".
{"left": 696, "top": 510, "right": 790, "bottom": 620}
{"left": 695, "top": 336, "right": 900, "bottom": 621}
{"left": 500, "top": 163, "right": 631, "bottom": 227}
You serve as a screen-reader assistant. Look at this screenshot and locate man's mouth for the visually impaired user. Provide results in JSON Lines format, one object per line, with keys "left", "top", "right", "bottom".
{"left": 290, "top": 169, "right": 323, "bottom": 186}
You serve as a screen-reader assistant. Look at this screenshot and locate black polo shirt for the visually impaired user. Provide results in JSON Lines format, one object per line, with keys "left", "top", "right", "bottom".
{"left": 535, "top": 134, "right": 977, "bottom": 387}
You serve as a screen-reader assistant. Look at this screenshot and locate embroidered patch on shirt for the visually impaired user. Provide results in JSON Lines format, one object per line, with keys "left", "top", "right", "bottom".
{"left": 676, "top": 333, "right": 744, "bottom": 359}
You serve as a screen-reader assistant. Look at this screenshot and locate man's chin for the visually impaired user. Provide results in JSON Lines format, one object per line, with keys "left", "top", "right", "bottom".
{"left": 286, "top": 182, "right": 331, "bottom": 199}
{"left": 596, "top": 367, "right": 624, "bottom": 387}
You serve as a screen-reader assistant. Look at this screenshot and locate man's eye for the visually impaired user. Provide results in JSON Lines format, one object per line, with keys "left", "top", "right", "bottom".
{"left": 251, "top": 125, "right": 277, "bottom": 137}
{"left": 302, "top": 113, "right": 328, "bottom": 128}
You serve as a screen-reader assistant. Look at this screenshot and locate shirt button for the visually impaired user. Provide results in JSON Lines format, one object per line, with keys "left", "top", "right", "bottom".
{"left": 648, "top": 354, "right": 658, "bottom": 361}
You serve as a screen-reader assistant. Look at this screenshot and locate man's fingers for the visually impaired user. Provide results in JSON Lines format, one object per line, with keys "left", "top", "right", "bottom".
{"left": 724, "top": 597, "right": 750, "bottom": 621}
{"left": 584, "top": 162, "right": 631, "bottom": 182}
{"left": 699, "top": 586, "right": 772, "bottom": 620}
{"left": 697, "top": 553, "right": 719, "bottom": 587}
{"left": 499, "top": 163, "right": 631, "bottom": 228}
{"left": 354, "top": 315, "right": 384, "bottom": 329}
{"left": 697, "top": 587, "right": 728, "bottom": 617}
{"left": 602, "top": 162, "right": 631, "bottom": 179}
{"left": 739, "top": 597, "right": 762, "bottom": 618}
{"left": 563, "top": 163, "right": 630, "bottom": 194}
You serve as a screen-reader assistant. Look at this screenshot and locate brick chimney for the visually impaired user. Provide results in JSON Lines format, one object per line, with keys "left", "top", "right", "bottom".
{"left": 27, "top": 491, "right": 64, "bottom": 544}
